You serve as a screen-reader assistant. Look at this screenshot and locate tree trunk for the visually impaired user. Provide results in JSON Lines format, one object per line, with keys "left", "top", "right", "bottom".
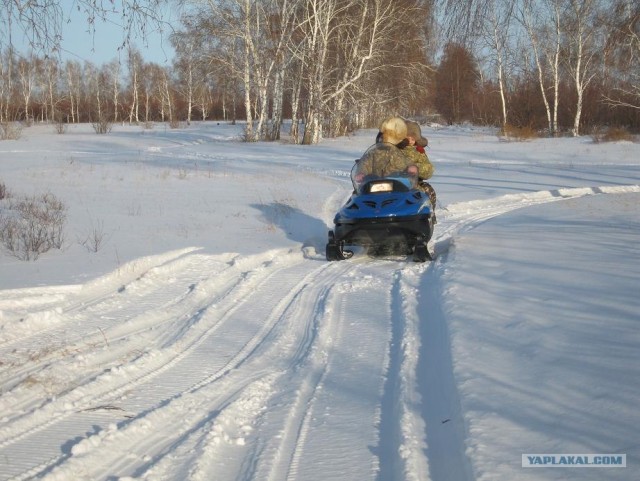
{"left": 270, "top": 69, "right": 284, "bottom": 140}
{"left": 242, "top": 0, "right": 254, "bottom": 140}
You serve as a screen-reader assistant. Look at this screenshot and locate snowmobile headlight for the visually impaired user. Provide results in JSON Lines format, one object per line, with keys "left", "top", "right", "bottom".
{"left": 370, "top": 182, "right": 393, "bottom": 193}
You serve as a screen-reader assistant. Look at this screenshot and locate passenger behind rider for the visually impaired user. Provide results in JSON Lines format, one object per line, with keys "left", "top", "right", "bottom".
{"left": 403, "top": 121, "right": 434, "bottom": 180}
{"left": 403, "top": 120, "right": 436, "bottom": 209}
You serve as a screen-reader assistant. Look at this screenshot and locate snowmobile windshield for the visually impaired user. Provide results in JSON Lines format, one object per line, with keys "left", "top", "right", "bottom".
{"left": 351, "top": 143, "right": 418, "bottom": 193}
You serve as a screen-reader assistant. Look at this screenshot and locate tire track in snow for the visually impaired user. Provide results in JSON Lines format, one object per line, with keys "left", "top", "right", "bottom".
{"left": 130, "top": 257, "right": 395, "bottom": 481}
{"left": 199, "top": 185, "right": 639, "bottom": 481}
{"left": 394, "top": 184, "right": 639, "bottom": 481}
{"left": 0, "top": 250, "right": 272, "bottom": 435}
{"left": 262, "top": 281, "right": 345, "bottom": 481}
{"left": 266, "top": 261, "right": 397, "bottom": 481}
{"left": 3, "top": 253, "right": 357, "bottom": 481}
{"left": 1, "top": 184, "right": 636, "bottom": 481}
{"left": 0, "top": 249, "right": 308, "bottom": 480}
{"left": 0, "top": 248, "right": 202, "bottom": 348}
{"left": 0, "top": 252, "right": 233, "bottom": 411}
{"left": 38, "top": 257, "right": 354, "bottom": 481}
{"left": 187, "top": 262, "right": 354, "bottom": 481}
{"left": 433, "top": 185, "right": 639, "bottom": 257}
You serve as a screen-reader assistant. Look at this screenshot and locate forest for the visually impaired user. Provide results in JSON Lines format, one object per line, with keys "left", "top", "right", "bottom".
{"left": 1, "top": 0, "right": 638, "bottom": 143}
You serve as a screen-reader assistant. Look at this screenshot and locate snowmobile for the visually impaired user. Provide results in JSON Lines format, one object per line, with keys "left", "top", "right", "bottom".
{"left": 326, "top": 143, "right": 435, "bottom": 262}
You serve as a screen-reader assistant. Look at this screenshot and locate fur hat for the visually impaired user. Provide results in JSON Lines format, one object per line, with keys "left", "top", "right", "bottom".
{"left": 378, "top": 117, "right": 407, "bottom": 145}
{"left": 405, "top": 120, "right": 428, "bottom": 147}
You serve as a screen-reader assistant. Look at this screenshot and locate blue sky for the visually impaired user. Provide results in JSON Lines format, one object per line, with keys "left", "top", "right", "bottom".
{"left": 12, "top": 1, "right": 178, "bottom": 65}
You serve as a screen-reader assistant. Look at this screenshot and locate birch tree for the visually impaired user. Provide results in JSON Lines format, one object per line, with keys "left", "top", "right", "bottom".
{"left": 477, "top": 0, "right": 516, "bottom": 130}
{"left": 17, "top": 55, "right": 36, "bottom": 123}
{"left": 324, "top": 0, "right": 417, "bottom": 138}
{"left": 127, "top": 48, "right": 143, "bottom": 123}
{"left": 172, "top": 34, "right": 198, "bottom": 124}
{"left": 297, "top": 0, "right": 343, "bottom": 144}
{"left": 159, "top": 67, "right": 175, "bottom": 124}
{"left": 185, "top": 0, "right": 299, "bottom": 140}
{"left": 602, "top": 0, "right": 640, "bottom": 109}
{"left": 183, "top": 0, "right": 256, "bottom": 138}
{"left": 516, "top": 0, "right": 563, "bottom": 135}
{"left": 104, "top": 60, "right": 122, "bottom": 123}
{"left": 0, "top": 48, "right": 16, "bottom": 122}
{"left": 43, "top": 58, "right": 59, "bottom": 122}
{"left": 491, "top": 4, "right": 511, "bottom": 129}
{"left": 143, "top": 64, "right": 161, "bottom": 123}
{"left": 563, "top": 0, "right": 603, "bottom": 136}
{"left": 252, "top": 0, "right": 297, "bottom": 140}
{"left": 194, "top": 77, "right": 214, "bottom": 120}
{"left": 64, "top": 61, "right": 82, "bottom": 123}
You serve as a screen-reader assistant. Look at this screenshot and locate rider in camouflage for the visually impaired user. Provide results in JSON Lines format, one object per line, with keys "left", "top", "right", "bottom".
{"left": 404, "top": 120, "right": 436, "bottom": 209}
{"left": 356, "top": 117, "right": 415, "bottom": 180}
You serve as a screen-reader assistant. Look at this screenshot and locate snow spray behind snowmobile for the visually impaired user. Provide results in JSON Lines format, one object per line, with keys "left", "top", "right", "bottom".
{"left": 326, "top": 143, "right": 435, "bottom": 262}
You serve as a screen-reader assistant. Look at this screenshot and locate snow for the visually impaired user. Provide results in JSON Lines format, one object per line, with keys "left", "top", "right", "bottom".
{"left": 0, "top": 122, "right": 638, "bottom": 481}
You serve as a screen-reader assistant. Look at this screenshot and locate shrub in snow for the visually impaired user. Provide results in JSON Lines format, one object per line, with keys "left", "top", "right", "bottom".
{"left": 592, "top": 126, "right": 635, "bottom": 143}
{"left": 500, "top": 124, "right": 539, "bottom": 141}
{"left": 0, "top": 192, "right": 67, "bottom": 260}
{"left": 0, "top": 121, "right": 22, "bottom": 140}
{"left": 92, "top": 117, "right": 113, "bottom": 134}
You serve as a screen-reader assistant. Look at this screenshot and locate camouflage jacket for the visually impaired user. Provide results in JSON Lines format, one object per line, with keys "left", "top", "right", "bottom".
{"left": 356, "top": 143, "right": 413, "bottom": 177}
{"left": 402, "top": 146, "right": 434, "bottom": 180}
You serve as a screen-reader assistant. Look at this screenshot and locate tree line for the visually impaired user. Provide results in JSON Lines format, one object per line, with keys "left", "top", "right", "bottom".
{"left": 0, "top": 0, "right": 638, "bottom": 143}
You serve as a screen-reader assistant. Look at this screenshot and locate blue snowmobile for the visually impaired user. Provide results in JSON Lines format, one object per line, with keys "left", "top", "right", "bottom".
{"left": 326, "top": 143, "right": 435, "bottom": 262}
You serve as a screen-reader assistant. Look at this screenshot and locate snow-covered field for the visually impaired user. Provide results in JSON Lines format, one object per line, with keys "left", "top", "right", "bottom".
{"left": 0, "top": 122, "right": 638, "bottom": 481}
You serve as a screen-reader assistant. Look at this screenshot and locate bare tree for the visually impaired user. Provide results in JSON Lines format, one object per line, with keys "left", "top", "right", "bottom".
{"left": 3, "top": 0, "right": 635, "bottom": 134}
{"left": 325, "top": 0, "right": 423, "bottom": 138}
{"left": 17, "top": 54, "right": 36, "bottom": 123}
{"left": 183, "top": 0, "right": 257, "bottom": 138}
{"left": 481, "top": 0, "right": 515, "bottom": 130}
{"left": 439, "top": 0, "right": 510, "bottom": 41}
{"left": 182, "top": 0, "right": 299, "bottom": 140}
{"left": 298, "top": 0, "right": 345, "bottom": 144}
{"left": 251, "top": 0, "right": 297, "bottom": 140}
{"left": 434, "top": 42, "right": 480, "bottom": 124}
{"left": 289, "top": 57, "right": 305, "bottom": 143}
{"left": 64, "top": 60, "right": 82, "bottom": 123}
{"left": 86, "top": 63, "right": 109, "bottom": 123}
{"left": 194, "top": 76, "right": 214, "bottom": 120}
{"left": 127, "top": 48, "right": 143, "bottom": 123}
{"left": 143, "top": 63, "right": 161, "bottom": 123}
{"left": 43, "top": 57, "right": 59, "bottom": 122}
{"left": 601, "top": 0, "right": 640, "bottom": 110}
{"left": 104, "top": 60, "right": 122, "bottom": 122}
{"left": 172, "top": 33, "right": 198, "bottom": 124}
{"left": 516, "top": 0, "right": 563, "bottom": 135}
{"left": 159, "top": 66, "right": 175, "bottom": 125}
{"left": 0, "top": 48, "right": 15, "bottom": 122}
{"left": 298, "top": 0, "right": 427, "bottom": 144}
{"left": 563, "top": 0, "right": 604, "bottom": 136}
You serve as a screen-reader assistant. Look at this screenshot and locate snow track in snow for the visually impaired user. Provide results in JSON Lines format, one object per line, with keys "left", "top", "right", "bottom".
{"left": 402, "top": 184, "right": 640, "bottom": 481}
{"left": 0, "top": 184, "right": 637, "bottom": 481}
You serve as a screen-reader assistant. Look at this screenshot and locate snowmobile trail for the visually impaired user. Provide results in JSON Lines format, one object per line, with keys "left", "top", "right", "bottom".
{"left": 405, "top": 184, "right": 640, "bottom": 481}
{"left": 0, "top": 250, "right": 272, "bottom": 425}
{"left": 0, "top": 249, "right": 319, "bottom": 480}
{"left": 1, "top": 184, "right": 637, "bottom": 481}
{"left": 433, "top": 184, "right": 640, "bottom": 257}
{"left": 1, "top": 246, "right": 405, "bottom": 481}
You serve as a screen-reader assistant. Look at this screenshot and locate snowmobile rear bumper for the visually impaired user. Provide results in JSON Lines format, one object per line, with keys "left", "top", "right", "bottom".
{"left": 334, "top": 213, "right": 433, "bottom": 246}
